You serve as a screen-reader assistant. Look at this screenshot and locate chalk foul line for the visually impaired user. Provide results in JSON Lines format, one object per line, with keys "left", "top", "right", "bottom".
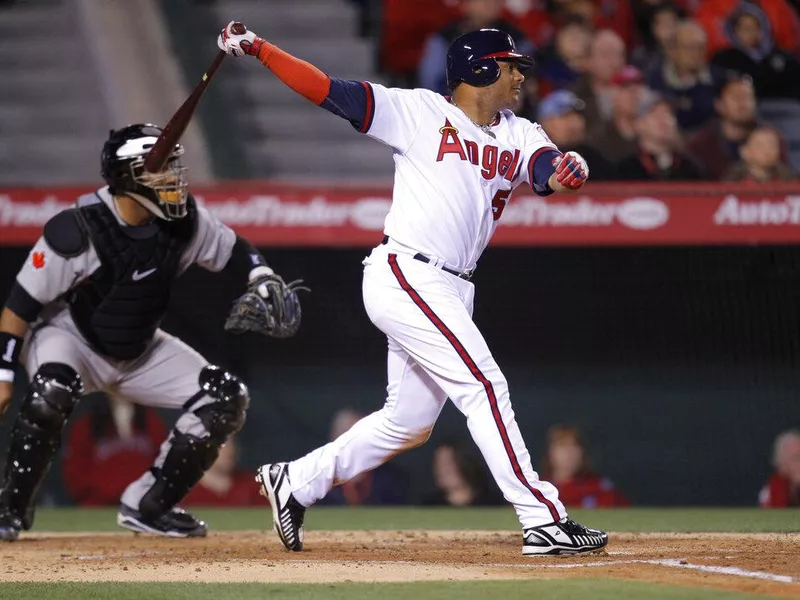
{"left": 481, "top": 558, "right": 796, "bottom": 583}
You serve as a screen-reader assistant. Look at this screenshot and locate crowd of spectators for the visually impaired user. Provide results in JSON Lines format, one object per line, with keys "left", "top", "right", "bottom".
{"left": 378, "top": 0, "right": 800, "bottom": 182}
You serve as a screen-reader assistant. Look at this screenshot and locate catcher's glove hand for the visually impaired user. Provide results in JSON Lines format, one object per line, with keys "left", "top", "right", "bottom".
{"left": 224, "top": 270, "right": 309, "bottom": 339}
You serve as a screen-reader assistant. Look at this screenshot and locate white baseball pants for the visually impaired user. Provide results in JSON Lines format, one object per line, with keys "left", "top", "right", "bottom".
{"left": 287, "top": 242, "right": 566, "bottom": 528}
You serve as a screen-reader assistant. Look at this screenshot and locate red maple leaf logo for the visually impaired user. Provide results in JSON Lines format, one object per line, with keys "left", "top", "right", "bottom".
{"left": 32, "top": 251, "right": 45, "bottom": 269}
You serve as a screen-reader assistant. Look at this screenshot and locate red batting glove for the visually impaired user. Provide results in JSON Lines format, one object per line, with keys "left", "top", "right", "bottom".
{"left": 553, "top": 151, "right": 589, "bottom": 190}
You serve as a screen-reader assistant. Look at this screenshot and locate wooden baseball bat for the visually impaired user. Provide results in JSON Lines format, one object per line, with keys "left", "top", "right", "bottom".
{"left": 144, "top": 21, "right": 247, "bottom": 173}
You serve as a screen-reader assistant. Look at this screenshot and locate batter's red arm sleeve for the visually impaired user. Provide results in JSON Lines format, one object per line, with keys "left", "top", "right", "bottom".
{"left": 256, "top": 43, "right": 331, "bottom": 104}
{"left": 255, "top": 43, "right": 373, "bottom": 131}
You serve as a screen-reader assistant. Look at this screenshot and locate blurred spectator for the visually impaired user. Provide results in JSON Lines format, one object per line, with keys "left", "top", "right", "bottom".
{"left": 693, "top": 0, "right": 800, "bottom": 58}
{"left": 646, "top": 19, "right": 721, "bottom": 131}
{"left": 537, "top": 90, "right": 615, "bottom": 179}
{"left": 616, "top": 91, "right": 705, "bottom": 180}
{"left": 541, "top": 425, "right": 629, "bottom": 509}
{"left": 514, "top": 70, "right": 543, "bottom": 121}
{"left": 586, "top": 65, "right": 647, "bottom": 163}
{"left": 759, "top": 429, "right": 800, "bottom": 507}
{"left": 183, "top": 437, "right": 263, "bottom": 506}
{"left": 423, "top": 441, "right": 500, "bottom": 506}
{"left": 533, "top": 18, "right": 593, "bottom": 97}
{"left": 513, "top": 0, "right": 557, "bottom": 48}
{"left": 631, "top": 1, "right": 682, "bottom": 72}
{"left": 572, "top": 29, "right": 627, "bottom": 140}
{"left": 546, "top": 0, "right": 636, "bottom": 48}
{"left": 710, "top": 3, "right": 800, "bottom": 100}
{"left": 722, "top": 126, "right": 797, "bottom": 183}
{"left": 62, "top": 397, "right": 165, "bottom": 506}
{"left": 380, "top": 0, "right": 460, "bottom": 85}
{"left": 687, "top": 73, "right": 760, "bottom": 179}
{"left": 419, "top": 0, "right": 534, "bottom": 94}
{"left": 319, "top": 409, "right": 408, "bottom": 505}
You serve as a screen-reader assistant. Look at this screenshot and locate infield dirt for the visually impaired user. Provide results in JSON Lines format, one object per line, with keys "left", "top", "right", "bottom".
{"left": 1, "top": 530, "right": 798, "bottom": 597}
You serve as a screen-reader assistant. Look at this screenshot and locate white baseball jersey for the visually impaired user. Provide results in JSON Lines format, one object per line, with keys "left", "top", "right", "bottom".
{"left": 363, "top": 85, "right": 559, "bottom": 271}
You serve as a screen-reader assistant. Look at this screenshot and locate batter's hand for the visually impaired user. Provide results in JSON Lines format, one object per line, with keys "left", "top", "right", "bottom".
{"left": 553, "top": 151, "right": 589, "bottom": 190}
{"left": 217, "top": 21, "right": 265, "bottom": 57}
{"left": 0, "top": 381, "right": 12, "bottom": 421}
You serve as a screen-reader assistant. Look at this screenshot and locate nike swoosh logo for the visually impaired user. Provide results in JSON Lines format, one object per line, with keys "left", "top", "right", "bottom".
{"left": 132, "top": 268, "right": 157, "bottom": 281}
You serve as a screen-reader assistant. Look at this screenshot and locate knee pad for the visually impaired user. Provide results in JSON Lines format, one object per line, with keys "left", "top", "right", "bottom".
{"left": 21, "top": 363, "right": 83, "bottom": 432}
{"left": 192, "top": 365, "right": 249, "bottom": 443}
{"left": 138, "top": 367, "right": 248, "bottom": 518}
{"left": 0, "top": 363, "right": 82, "bottom": 528}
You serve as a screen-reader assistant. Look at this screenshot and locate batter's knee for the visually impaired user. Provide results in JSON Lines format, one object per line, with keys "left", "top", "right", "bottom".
{"left": 21, "top": 363, "right": 84, "bottom": 431}
{"left": 407, "top": 426, "right": 434, "bottom": 450}
{"left": 384, "top": 414, "right": 434, "bottom": 451}
{"left": 192, "top": 365, "right": 250, "bottom": 442}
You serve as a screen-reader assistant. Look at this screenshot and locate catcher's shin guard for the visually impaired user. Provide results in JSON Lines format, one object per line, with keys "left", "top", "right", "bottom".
{"left": 138, "top": 366, "right": 249, "bottom": 519}
{"left": 0, "top": 363, "right": 83, "bottom": 531}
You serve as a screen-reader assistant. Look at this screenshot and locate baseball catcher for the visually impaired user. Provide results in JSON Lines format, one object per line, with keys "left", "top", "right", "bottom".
{"left": 0, "top": 124, "right": 306, "bottom": 540}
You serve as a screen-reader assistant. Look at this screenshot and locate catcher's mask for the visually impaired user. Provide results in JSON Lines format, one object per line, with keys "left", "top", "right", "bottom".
{"left": 101, "top": 123, "right": 189, "bottom": 220}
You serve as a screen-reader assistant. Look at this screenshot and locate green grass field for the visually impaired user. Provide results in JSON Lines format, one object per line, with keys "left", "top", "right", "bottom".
{"left": 1, "top": 580, "right": 782, "bottom": 600}
{"left": 30, "top": 505, "right": 800, "bottom": 533}
{"left": 3, "top": 507, "right": 799, "bottom": 599}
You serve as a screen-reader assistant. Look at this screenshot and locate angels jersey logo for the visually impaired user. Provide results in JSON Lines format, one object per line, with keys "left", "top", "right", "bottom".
{"left": 435, "top": 119, "right": 521, "bottom": 182}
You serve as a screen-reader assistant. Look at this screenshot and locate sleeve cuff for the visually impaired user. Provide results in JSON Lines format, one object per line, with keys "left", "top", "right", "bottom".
{"left": 359, "top": 82, "right": 376, "bottom": 134}
{"left": 6, "top": 281, "right": 43, "bottom": 323}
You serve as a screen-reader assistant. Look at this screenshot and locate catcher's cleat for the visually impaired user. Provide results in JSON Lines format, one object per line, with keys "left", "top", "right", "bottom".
{"left": 522, "top": 517, "right": 608, "bottom": 556}
{"left": 117, "top": 504, "right": 207, "bottom": 538}
{"left": 256, "top": 462, "right": 306, "bottom": 551}
{"left": 0, "top": 510, "right": 22, "bottom": 542}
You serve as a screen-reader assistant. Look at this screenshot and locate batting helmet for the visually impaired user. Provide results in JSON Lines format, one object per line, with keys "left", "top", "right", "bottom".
{"left": 446, "top": 29, "right": 534, "bottom": 90}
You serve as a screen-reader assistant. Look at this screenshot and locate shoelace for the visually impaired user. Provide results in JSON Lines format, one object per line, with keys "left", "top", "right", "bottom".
{"left": 560, "top": 518, "right": 596, "bottom": 535}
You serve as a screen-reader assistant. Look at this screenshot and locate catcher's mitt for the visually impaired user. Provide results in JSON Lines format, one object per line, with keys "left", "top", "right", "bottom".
{"left": 224, "top": 272, "right": 309, "bottom": 338}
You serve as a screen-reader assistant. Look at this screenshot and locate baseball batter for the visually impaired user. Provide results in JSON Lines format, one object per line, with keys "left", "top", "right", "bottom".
{"left": 0, "top": 124, "right": 305, "bottom": 541}
{"left": 218, "top": 23, "right": 607, "bottom": 555}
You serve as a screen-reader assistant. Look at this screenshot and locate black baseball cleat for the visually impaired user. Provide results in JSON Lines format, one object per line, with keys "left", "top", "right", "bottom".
{"left": 255, "top": 462, "right": 306, "bottom": 551}
{"left": 0, "top": 511, "right": 22, "bottom": 542}
{"left": 523, "top": 517, "right": 608, "bottom": 556}
{"left": 116, "top": 504, "right": 208, "bottom": 538}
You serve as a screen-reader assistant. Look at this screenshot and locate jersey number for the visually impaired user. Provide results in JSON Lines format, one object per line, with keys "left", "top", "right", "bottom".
{"left": 491, "top": 190, "right": 511, "bottom": 221}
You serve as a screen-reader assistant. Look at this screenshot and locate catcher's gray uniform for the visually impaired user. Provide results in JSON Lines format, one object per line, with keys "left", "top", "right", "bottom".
{"left": 0, "top": 123, "right": 305, "bottom": 542}
{"left": 16, "top": 187, "right": 236, "bottom": 510}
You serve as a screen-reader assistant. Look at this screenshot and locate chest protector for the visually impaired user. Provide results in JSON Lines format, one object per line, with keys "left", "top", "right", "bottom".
{"left": 69, "top": 197, "right": 197, "bottom": 360}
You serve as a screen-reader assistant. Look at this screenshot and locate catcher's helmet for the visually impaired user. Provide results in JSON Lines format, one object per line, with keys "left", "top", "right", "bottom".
{"left": 101, "top": 124, "right": 188, "bottom": 220}
{"left": 446, "top": 29, "right": 534, "bottom": 90}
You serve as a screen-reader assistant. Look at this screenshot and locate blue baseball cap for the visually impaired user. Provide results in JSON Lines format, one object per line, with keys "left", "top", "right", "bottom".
{"left": 537, "top": 90, "right": 586, "bottom": 121}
